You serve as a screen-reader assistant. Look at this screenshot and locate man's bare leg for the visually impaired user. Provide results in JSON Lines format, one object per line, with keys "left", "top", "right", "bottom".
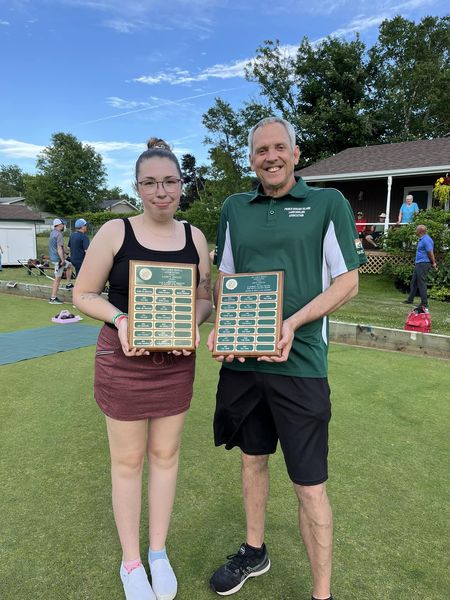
{"left": 295, "top": 482, "right": 333, "bottom": 600}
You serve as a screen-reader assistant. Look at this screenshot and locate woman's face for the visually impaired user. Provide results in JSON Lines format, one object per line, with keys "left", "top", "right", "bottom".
{"left": 137, "top": 157, "right": 182, "bottom": 219}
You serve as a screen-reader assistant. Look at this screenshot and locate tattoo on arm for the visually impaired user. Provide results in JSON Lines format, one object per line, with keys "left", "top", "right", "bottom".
{"left": 80, "top": 292, "right": 100, "bottom": 301}
{"left": 199, "top": 272, "right": 211, "bottom": 295}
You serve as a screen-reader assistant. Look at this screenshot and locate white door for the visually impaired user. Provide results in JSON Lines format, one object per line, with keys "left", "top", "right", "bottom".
{"left": 1, "top": 227, "right": 36, "bottom": 264}
{"left": 403, "top": 185, "right": 433, "bottom": 210}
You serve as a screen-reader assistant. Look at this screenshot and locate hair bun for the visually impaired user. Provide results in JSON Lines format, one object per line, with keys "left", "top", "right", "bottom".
{"left": 147, "top": 137, "right": 171, "bottom": 151}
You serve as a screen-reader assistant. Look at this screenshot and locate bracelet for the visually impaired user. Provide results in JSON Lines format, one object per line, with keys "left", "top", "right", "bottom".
{"left": 112, "top": 312, "right": 128, "bottom": 326}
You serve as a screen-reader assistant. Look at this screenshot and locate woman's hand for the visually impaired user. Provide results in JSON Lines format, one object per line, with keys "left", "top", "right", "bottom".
{"left": 117, "top": 318, "right": 149, "bottom": 357}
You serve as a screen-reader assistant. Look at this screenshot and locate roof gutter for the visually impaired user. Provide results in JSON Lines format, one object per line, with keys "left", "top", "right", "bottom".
{"left": 300, "top": 164, "right": 450, "bottom": 182}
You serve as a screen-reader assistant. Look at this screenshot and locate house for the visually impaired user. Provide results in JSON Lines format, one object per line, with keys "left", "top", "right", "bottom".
{"left": 296, "top": 138, "right": 450, "bottom": 225}
{"left": 101, "top": 199, "right": 139, "bottom": 214}
{"left": 0, "top": 205, "right": 44, "bottom": 265}
{"left": 0, "top": 196, "right": 26, "bottom": 205}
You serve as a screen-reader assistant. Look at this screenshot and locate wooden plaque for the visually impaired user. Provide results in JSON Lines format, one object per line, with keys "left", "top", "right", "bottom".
{"left": 128, "top": 261, "right": 196, "bottom": 351}
{"left": 213, "top": 271, "right": 284, "bottom": 357}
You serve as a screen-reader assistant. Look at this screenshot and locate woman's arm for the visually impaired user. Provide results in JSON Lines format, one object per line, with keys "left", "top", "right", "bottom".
{"left": 73, "top": 219, "right": 123, "bottom": 323}
{"left": 192, "top": 226, "right": 213, "bottom": 327}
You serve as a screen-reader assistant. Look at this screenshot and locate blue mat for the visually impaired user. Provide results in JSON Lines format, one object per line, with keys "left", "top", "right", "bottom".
{"left": 0, "top": 324, "right": 100, "bottom": 366}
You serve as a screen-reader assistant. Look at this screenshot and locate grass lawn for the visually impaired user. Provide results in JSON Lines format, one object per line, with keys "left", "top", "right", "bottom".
{"left": 2, "top": 267, "right": 449, "bottom": 336}
{"left": 1, "top": 295, "right": 449, "bottom": 599}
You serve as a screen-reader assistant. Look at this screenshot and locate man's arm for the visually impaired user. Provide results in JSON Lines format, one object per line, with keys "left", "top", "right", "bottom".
{"left": 57, "top": 235, "right": 65, "bottom": 263}
{"left": 259, "top": 269, "right": 359, "bottom": 363}
{"left": 428, "top": 249, "right": 437, "bottom": 269}
{"left": 397, "top": 207, "right": 403, "bottom": 223}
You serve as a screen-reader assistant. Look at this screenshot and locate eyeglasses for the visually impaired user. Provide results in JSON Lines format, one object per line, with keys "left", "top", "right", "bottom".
{"left": 138, "top": 178, "right": 182, "bottom": 194}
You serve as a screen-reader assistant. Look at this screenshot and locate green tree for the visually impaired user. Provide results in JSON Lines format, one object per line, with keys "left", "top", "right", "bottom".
{"left": 180, "top": 153, "right": 205, "bottom": 210}
{"left": 25, "top": 132, "right": 107, "bottom": 214}
{"left": 246, "top": 37, "right": 373, "bottom": 164}
{"left": 0, "top": 164, "right": 26, "bottom": 197}
{"left": 368, "top": 15, "right": 450, "bottom": 142}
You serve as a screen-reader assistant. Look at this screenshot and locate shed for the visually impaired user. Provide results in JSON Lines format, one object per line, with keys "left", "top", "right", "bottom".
{"left": 296, "top": 138, "right": 450, "bottom": 229}
{"left": 0, "top": 205, "right": 44, "bottom": 265}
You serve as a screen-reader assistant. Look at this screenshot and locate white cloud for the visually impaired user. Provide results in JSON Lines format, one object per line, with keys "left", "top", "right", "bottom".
{"left": 103, "top": 19, "right": 137, "bottom": 33}
{"left": 0, "top": 20, "right": 10, "bottom": 25}
{"left": 133, "top": 44, "right": 298, "bottom": 86}
{"left": 107, "top": 97, "right": 153, "bottom": 109}
{"left": 328, "top": 14, "right": 388, "bottom": 38}
{"left": 0, "top": 139, "right": 44, "bottom": 159}
{"left": 82, "top": 87, "right": 239, "bottom": 124}
{"left": 83, "top": 140, "right": 144, "bottom": 154}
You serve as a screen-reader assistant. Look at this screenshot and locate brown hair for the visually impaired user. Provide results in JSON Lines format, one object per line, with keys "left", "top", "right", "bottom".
{"left": 135, "top": 137, "right": 182, "bottom": 181}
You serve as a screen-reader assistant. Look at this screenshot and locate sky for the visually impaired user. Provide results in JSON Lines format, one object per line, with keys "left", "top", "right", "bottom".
{"left": 0, "top": 0, "right": 448, "bottom": 198}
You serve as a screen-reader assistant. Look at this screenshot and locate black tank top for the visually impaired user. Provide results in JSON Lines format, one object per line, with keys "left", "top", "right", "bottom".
{"left": 108, "top": 218, "right": 200, "bottom": 315}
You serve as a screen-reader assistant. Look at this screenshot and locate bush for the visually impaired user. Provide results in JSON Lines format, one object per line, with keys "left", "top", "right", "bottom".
{"left": 383, "top": 207, "right": 450, "bottom": 253}
{"left": 428, "top": 286, "right": 450, "bottom": 301}
{"left": 428, "top": 251, "right": 450, "bottom": 301}
{"left": 381, "top": 262, "right": 414, "bottom": 292}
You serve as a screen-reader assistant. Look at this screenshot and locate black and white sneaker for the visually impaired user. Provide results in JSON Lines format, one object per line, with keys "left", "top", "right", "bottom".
{"left": 210, "top": 543, "right": 270, "bottom": 596}
{"left": 49, "top": 297, "right": 63, "bottom": 304}
{"left": 65, "top": 283, "right": 74, "bottom": 289}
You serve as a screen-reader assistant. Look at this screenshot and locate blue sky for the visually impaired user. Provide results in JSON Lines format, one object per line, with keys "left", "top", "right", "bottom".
{"left": 0, "top": 0, "right": 448, "bottom": 197}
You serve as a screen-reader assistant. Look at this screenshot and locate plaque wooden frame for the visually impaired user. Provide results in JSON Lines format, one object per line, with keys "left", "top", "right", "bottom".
{"left": 128, "top": 260, "right": 196, "bottom": 351}
{"left": 213, "top": 271, "right": 284, "bottom": 357}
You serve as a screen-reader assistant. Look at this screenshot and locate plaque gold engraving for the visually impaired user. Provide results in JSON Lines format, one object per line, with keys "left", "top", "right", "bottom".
{"left": 213, "top": 271, "right": 284, "bottom": 357}
{"left": 128, "top": 261, "right": 196, "bottom": 351}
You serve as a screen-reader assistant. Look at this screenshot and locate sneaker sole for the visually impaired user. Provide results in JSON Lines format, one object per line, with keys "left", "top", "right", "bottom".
{"left": 211, "top": 559, "right": 271, "bottom": 596}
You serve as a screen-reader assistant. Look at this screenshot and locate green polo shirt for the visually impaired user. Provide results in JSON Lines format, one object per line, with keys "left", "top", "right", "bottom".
{"left": 215, "top": 177, "right": 367, "bottom": 378}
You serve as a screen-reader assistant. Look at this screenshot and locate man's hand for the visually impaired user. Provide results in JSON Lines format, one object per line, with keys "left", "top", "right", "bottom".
{"left": 207, "top": 327, "right": 245, "bottom": 363}
{"left": 257, "top": 318, "right": 295, "bottom": 363}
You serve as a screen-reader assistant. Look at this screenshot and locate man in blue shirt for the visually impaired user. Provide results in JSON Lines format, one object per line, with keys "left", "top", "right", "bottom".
{"left": 404, "top": 225, "right": 437, "bottom": 307}
{"left": 68, "top": 218, "right": 90, "bottom": 276}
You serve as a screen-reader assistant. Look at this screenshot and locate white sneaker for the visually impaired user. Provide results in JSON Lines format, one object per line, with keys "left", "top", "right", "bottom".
{"left": 120, "top": 563, "right": 156, "bottom": 600}
{"left": 149, "top": 558, "right": 177, "bottom": 600}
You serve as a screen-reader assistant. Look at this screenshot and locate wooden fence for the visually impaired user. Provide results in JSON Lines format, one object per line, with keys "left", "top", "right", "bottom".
{"left": 360, "top": 251, "right": 414, "bottom": 274}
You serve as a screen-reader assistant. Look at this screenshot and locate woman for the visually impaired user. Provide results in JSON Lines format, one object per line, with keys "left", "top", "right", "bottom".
{"left": 74, "top": 138, "right": 212, "bottom": 600}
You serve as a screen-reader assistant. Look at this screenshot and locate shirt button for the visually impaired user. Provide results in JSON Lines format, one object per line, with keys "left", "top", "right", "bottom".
{"left": 269, "top": 210, "right": 275, "bottom": 215}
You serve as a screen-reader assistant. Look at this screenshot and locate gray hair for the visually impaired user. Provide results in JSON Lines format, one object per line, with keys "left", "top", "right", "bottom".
{"left": 248, "top": 117, "right": 296, "bottom": 155}
{"left": 406, "top": 194, "right": 413, "bottom": 200}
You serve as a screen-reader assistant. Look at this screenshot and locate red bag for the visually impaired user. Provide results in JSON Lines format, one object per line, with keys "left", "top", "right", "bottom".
{"left": 404, "top": 307, "right": 432, "bottom": 333}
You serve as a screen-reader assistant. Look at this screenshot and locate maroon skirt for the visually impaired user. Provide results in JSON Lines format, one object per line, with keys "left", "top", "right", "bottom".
{"left": 94, "top": 325, "right": 196, "bottom": 421}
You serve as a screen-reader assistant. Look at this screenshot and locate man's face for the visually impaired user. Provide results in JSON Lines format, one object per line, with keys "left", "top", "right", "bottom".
{"left": 249, "top": 122, "right": 300, "bottom": 198}
{"left": 406, "top": 196, "right": 413, "bottom": 205}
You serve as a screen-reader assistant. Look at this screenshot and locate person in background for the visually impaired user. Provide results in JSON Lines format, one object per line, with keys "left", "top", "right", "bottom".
{"left": 355, "top": 211, "right": 366, "bottom": 238}
{"left": 208, "top": 116, "right": 366, "bottom": 600}
{"left": 363, "top": 212, "right": 387, "bottom": 249}
{"left": 397, "top": 194, "right": 419, "bottom": 224}
{"left": 403, "top": 224, "right": 437, "bottom": 307}
{"left": 73, "top": 137, "right": 212, "bottom": 600}
{"left": 69, "top": 218, "right": 90, "bottom": 276}
{"left": 48, "top": 218, "right": 73, "bottom": 304}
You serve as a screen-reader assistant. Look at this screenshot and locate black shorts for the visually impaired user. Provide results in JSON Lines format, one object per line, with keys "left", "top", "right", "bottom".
{"left": 213, "top": 367, "right": 331, "bottom": 486}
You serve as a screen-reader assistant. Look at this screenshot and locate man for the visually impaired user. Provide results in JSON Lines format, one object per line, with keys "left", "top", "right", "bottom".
{"left": 207, "top": 117, "right": 366, "bottom": 600}
{"left": 363, "top": 212, "right": 387, "bottom": 248}
{"left": 355, "top": 211, "right": 366, "bottom": 237}
{"left": 48, "top": 218, "right": 73, "bottom": 304}
{"left": 397, "top": 194, "right": 419, "bottom": 224}
{"left": 68, "top": 218, "right": 90, "bottom": 276}
{"left": 403, "top": 224, "right": 437, "bottom": 307}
